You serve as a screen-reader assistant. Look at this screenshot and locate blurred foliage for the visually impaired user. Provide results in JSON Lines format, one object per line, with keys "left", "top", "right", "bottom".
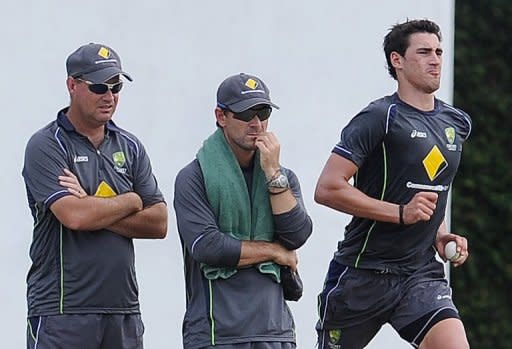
{"left": 452, "top": 1, "right": 512, "bottom": 348}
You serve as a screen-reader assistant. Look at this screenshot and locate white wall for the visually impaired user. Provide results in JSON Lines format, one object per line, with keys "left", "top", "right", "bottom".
{"left": 0, "top": 1, "right": 454, "bottom": 347}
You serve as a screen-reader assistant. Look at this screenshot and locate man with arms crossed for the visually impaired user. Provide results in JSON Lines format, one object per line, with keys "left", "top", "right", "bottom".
{"left": 174, "top": 73, "right": 312, "bottom": 348}
{"left": 315, "top": 19, "right": 471, "bottom": 348}
{"left": 23, "top": 43, "right": 167, "bottom": 348}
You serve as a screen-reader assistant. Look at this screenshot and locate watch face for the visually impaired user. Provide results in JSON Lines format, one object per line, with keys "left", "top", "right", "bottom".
{"left": 269, "top": 174, "right": 289, "bottom": 188}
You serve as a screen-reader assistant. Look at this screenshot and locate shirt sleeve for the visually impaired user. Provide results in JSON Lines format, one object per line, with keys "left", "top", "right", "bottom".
{"left": 132, "top": 141, "right": 165, "bottom": 207}
{"left": 173, "top": 160, "right": 241, "bottom": 267}
{"left": 22, "top": 131, "right": 72, "bottom": 208}
{"left": 332, "top": 102, "right": 388, "bottom": 168}
{"left": 455, "top": 108, "right": 472, "bottom": 140}
{"left": 272, "top": 168, "right": 313, "bottom": 250}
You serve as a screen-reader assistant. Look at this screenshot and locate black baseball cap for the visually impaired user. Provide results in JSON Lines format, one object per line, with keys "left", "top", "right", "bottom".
{"left": 66, "top": 43, "right": 132, "bottom": 83}
{"left": 217, "top": 73, "right": 279, "bottom": 112}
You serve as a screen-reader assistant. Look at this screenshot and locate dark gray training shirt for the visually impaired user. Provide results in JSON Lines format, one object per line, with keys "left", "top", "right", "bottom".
{"left": 174, "top": 159, "right": 312, "bottom": 349}
{"left": 332, "top": 93, "right": 472, "bottom": 274}
{"left": 22, "top": 108, "right": 165, "bottom": 317}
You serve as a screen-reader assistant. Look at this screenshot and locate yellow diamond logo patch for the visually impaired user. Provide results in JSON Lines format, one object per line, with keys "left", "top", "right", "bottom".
{"left": 245, "top": 78, "right": 258, "bottom": 89}
{"left": 94, "top": 181, "right": 117, "bottom": 197}
{"left": 98, "top": 47, "right": 110, "bottom": 59}
{"left": 422, "top": 145, "right": 447, "bottom": 181}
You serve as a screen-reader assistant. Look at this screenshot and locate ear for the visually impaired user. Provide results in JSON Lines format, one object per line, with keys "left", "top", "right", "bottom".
{"left": 215, "top": 107, "right": 227, "bottom": 127}
{"left": 390, "top": 51, "right": 403, "bottom": 71}
{"left": 66, "top": 76, "right": 77, "bottom": 94}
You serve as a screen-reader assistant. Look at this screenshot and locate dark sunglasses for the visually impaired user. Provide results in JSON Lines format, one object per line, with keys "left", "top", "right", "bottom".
{"left": 224, "top": 105, "right": 272, "bottom": 122}
{"left": 77, "top": 78, "right": 123, "bottom": 95}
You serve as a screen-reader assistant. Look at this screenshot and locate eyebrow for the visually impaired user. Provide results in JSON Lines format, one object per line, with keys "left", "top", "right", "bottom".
{"left": 417, "top": 47, "right": 443, "bottom": 53}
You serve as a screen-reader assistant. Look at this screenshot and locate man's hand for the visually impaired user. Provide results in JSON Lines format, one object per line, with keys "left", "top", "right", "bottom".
{"left": 239, "top": 241, "right": 298, "bottom": 270}
{"left": 59, "top": 168, "right": 87, "bottom": 198}
{"left": 272, "top": 243, "right": 298, "bottom": 272}
{"left": 255, "top": 132, "right": 281, "bottom": 179}
{"left": 403, "top": 191, "right": 438, "bottom": 224}
{"left": 52, "top": 169, "right": 143, "bottom": 231}
{"left": 435, "top": 233, "right": 469, "bottom": 267}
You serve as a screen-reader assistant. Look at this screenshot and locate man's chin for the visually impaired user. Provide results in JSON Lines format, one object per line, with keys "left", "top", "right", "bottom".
{"left": 424, "top": 84, "right": 440, "bottom": 94}
{"left": 426, "top": 80, "right": 441, "bottom": 94}
{"left": 240, "top": 142, "right": 258, "bottom": 151}
{"left": 98, "top": 109, "right": 114, "bottom": 117}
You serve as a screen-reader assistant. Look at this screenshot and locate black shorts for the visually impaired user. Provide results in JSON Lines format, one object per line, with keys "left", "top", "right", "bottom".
{"left": 200, "top": 343, "right": 295, "bottom": 349}
{"left": 27, "top": 313, "right": 144, "bottom": 349}
{"left": 316, "top": 259, "right": 459, "bottom": 348}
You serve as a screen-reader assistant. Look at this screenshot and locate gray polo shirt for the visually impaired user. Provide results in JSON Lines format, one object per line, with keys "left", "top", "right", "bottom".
{"left": 331, "top": 93, "right": 472, "bottom": 274}
{"left": 174, "top": 159, "right": 312, "bottom": 349}
{"left": 22, "top": 108, "right": 165, "bottom": 317}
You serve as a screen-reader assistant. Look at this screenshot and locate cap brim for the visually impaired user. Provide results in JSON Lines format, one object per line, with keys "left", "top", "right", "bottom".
{"left": 81, "top": 66, "right": 133, "bottom": 83}
{"left": 229, "top": 98, "right": 280, "bottom": 113}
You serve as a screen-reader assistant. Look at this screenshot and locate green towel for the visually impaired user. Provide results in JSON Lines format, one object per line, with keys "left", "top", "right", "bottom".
{"left": 197, "top": 128, "right": 280, "bottom": 282}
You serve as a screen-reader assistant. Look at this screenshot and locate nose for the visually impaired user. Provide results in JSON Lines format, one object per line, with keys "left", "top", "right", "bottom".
{"left": 248, "top": 115, "right": 263, "bottom": 126}
{"left": 431, "top": 52, "right": 441, "bottom": 65}
{"left": 101, "top": 89, "right": 115, "bottom": 101}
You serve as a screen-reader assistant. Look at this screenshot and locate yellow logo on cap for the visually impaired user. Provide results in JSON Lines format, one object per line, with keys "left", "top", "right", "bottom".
{"left": 97, "top": 47, "right": 111, "bottom": 59}
{"left": 245, "top": 78, "right": 258, "bottom": 89}
{"left": 422, "top": 145, "right": 448, "bottom": 181}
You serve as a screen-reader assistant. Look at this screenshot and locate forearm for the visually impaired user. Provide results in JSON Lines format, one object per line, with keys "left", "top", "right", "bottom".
{"left": 270, "top": 170, "right": 313, "bottom": 249}
{"left": 238, "top": 241, "right": 278, "bottom": 267}
{"left": 238, "top": 240, "right": 297, "bottom": 270}
{"left": 315, "top": 154, "right": 400, "bottom": 224}
{"left": 315, "top": 181, "right": 399, "bottom": 224}
{"left": 436, "top": 220, "right": 448, "bottom": 237}
{"left": 269, "top": 188, "right": 297, "bottom": 214}
{"left": 52, "top": 192, "right": 142, "bottom": 231}
{"left": 108, "top": 202, "right": 168, "bottom": 239}
{"left": 434, "top": 220, "right": 450, "bottom": 247}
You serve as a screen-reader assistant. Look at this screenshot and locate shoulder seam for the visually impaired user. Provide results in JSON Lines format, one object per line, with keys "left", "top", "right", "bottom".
{"left": 385, "top": 103, "right": 397, "bottom": 134}
{"left": 442, "top": 103, "right": 472, "bottom": 139}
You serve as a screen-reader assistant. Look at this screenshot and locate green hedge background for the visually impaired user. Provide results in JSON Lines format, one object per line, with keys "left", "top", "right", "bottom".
{"left": 452, "top": 1, "right": 512, "bottom": 348}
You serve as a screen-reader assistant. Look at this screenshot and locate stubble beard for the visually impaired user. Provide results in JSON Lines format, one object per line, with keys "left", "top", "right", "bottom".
{"left": 237, "top": 139, "right": 257, "bottom": 151}
{"left": 424, "top": 79, "right": 440, "bottom": 94}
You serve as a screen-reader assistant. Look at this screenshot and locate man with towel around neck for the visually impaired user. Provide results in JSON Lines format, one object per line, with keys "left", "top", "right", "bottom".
{"left": 174, "top": 73, "right": 313, "bottom": 349}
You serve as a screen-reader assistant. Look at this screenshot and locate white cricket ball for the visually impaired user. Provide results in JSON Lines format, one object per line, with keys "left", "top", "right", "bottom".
{"left": 444, "top": 241, "right": 460, "bottom": 262}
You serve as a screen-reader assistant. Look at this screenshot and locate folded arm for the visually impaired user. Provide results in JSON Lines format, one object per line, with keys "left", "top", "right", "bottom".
{"left": 56, "top": 168, "right": 167, "bottom": 237}
{"left": 108, "top": 202, "right": 167, "bottom": 239}
{"left": 174, "top": 161, "right": 298, "bottom": 271}
{"left": 50, "top": 192, "right": 142, "bottom": 231}
{"left": 238, "top": 240, "right": 298, "bottom": 271}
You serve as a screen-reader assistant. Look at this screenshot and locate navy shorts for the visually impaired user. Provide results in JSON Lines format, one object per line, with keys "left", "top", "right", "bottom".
{"left": 27, "top": 314, "right": 144, "bottom": 349}
{"left": 200, "top": 343, "right": 295, "bottom": 349}
{"left": 316, "top": 259, "right": 459, "bottom": 348}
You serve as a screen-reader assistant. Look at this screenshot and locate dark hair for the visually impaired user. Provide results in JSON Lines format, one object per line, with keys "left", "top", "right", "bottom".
{"left": 383, "top": 19, "right": 442, "bottom": 80}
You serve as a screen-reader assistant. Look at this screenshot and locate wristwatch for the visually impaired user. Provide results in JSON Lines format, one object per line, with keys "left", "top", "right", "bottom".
{"left": 267, "top": 173, "right": 290, "bottom": 189}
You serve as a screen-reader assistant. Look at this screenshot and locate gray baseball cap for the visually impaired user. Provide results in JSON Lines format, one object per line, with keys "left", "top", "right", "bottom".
{"left": 217, "top": 73, "right": 279, "bottom": 113}
{"left": 66, "top": 43, "right": 132, "bottom": 83}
